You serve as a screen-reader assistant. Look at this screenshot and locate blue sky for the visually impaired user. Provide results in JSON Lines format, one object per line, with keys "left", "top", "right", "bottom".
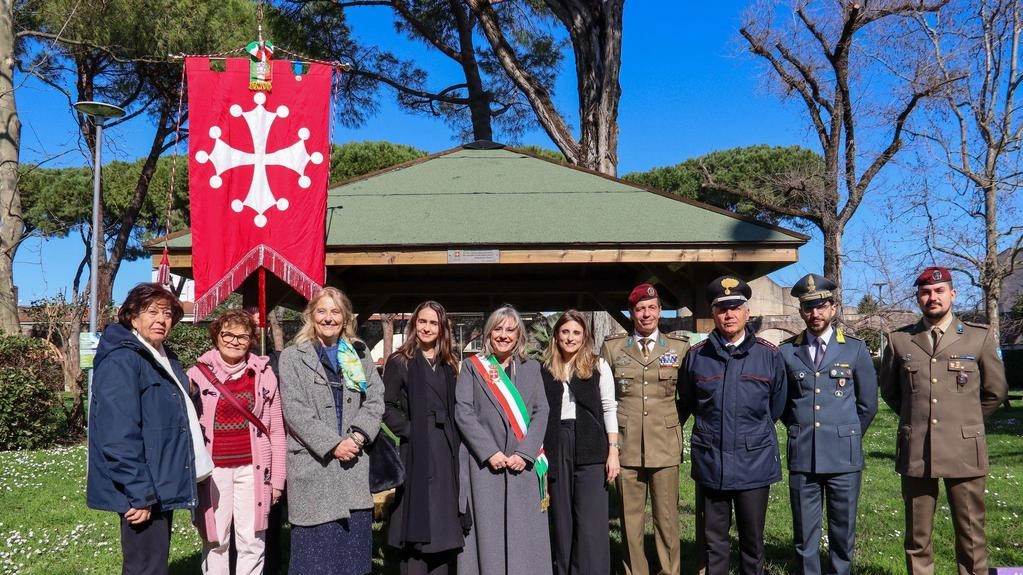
{"left": 14, "top": 2, "right": 845, "bottom": 305}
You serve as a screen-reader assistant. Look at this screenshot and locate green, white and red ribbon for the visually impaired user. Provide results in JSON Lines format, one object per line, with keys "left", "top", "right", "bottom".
{"left": 469, "top": 353, "right": 549, "bottom": 509}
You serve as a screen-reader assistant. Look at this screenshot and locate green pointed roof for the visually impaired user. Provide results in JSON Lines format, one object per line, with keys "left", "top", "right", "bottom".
{"left": 323, "top": 146, "right": 803, "bottom": 247}
{"left": 156, "top": 143, "right": 807, "bottom": 316}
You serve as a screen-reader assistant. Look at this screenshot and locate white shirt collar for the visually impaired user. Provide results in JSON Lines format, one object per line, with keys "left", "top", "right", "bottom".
{"left": 807, "top": 326, "right": 834, "bottom": 347}
{"left": 634, "top": 329, "right": 660, "bottom": 343}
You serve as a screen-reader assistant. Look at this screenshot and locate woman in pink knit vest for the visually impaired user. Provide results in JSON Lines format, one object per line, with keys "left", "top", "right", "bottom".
{"left": 188, "top": 309, "right": 286, "bottom": 575}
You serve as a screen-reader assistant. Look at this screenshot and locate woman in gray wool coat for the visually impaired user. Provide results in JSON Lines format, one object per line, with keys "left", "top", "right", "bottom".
{"left": 277, "top": 287, "right": 383, "bottom": 575}
{"left": 455, "top": 305, "right": 552, "bottom": 575}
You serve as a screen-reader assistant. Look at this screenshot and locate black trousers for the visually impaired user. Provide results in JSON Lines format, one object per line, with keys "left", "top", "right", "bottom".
{"left": 698, "top": 485, "right": 770, "bottom": 575}
{"left": 548, "top": 420, "right": 610, "bottom": 575}
{"left": 120, "top": 510, "right": 173, "bottom": 575}
{"left": 262, "top": 492, "right": 287, "bottom": 575}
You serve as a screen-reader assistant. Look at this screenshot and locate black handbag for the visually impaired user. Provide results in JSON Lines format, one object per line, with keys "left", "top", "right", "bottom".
{"left": 367, "top": 425, "right": 405, "bottom": 494}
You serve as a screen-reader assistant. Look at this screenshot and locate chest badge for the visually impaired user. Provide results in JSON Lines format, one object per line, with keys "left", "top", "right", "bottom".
{"left": 957, "top": 373, "right": 968, "bottom": 387}
{"left": 835, "top": 390, "right": 844, "bottom": 397}
{"left": 838, "top": 378, "right": 847, "bottom": 387}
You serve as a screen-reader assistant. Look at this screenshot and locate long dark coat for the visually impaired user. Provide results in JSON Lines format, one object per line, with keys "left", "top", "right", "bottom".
{"left": 454, "top": 356, "right": 552, "bottom": 575}
{"left": 382, "top": 352, "right": 464, "bottom": 553}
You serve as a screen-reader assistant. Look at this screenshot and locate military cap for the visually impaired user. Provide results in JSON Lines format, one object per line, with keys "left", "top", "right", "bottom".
{"left": 790, "top": 273, "right": 836, "bottom": 309}
{"left": 706, "top": 275, "right": 751, "bottom": 309}
{"left": 628, "top": 283, "right": 659, "bottom": 307}
{"left": 914, "top": 266, "right": 953, "bottom": 287}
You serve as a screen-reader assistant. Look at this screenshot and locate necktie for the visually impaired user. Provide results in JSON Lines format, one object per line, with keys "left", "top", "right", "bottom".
{"left": 726, "top": 344, "right": 736, "bottom": 356}
{"left": 813, "top": 338, "right": 826, "bottom": 370}
{"left": 640, "top": 338, "right": 651, "bottom": 360}
{"left": 931, "top": 327, "right": 942, "bottom": 354}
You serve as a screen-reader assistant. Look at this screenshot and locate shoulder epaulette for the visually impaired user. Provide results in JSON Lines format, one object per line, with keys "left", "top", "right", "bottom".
{"left": 895, "top": 323, "right": 918, "bottom": 334}
{"left": 755, "top": 337, "right": 779, "bottom": 351}
{"left": 666, "top": 331, "right": 690, "bottom": 342}
{"left": 691, "top": 339, "right": 709, "bottom": 350}
{"left": 836, "top": 328, "right": 860, "bottom": 343}
{"left": 961, "top": 320, "right": 990, "bottom": 329}
{"left": 604, "top": 333, "right": 627, "bottom": 341}
{"left": 780, "top": 333, "right": 799, "bottom": 345}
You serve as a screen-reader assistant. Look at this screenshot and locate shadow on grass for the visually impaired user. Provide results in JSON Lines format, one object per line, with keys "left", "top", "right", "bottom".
{"left": 867, "top": 450, "right": 896, "bottom": 462}
{"left": 169, "top": 552, "right": 202, "bottom": 574}
{"left": 987, "top": 405, "right": 1023, "bottom": 437}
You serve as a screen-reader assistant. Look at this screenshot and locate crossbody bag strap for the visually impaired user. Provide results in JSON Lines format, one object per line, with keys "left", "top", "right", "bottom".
{"left": 195, "top": 362, "right": 270, "bottom": 437}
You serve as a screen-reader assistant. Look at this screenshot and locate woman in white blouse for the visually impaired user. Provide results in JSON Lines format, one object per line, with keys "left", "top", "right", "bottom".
{"left": 540, "top": 309, "right": 620, "bottom": 575}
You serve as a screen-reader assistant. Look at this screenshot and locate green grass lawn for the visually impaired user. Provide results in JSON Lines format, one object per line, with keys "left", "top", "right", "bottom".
{"left": 1, "top": 405, "right": 1021, "bottom": 574}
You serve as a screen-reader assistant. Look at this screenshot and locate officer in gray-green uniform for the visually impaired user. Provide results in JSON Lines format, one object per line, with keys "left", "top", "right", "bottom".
{"left": 600, "top": 283, "right": 689, "bottom": 575}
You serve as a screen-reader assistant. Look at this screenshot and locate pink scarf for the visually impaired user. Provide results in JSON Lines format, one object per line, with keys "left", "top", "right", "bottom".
{"left": 199, "top": 348, "right": 250, "bottom": 381}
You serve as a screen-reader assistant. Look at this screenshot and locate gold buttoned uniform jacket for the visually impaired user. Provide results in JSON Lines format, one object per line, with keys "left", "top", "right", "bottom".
{"left": 880, "top": 317, "right": 1008, "bottom": 478}
{"left": 600, "top": 332, "right": 690, "bottom": 468}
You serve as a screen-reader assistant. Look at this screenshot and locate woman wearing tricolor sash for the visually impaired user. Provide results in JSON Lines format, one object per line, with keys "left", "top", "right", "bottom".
{"left": 454, "top": 305, "right": 553, "bottom": 575}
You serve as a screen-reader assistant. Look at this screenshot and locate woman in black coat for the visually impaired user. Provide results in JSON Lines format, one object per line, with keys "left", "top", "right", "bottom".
{"left": 383, "top": 300, "right": 465, "bottom": 574}
{"left": 541, "top": 310, "right": 620, "bottom": 575}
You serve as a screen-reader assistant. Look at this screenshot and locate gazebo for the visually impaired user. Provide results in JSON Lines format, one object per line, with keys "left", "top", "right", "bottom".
{"left": 155, "top": 142, "right": 808, "bottom": 331}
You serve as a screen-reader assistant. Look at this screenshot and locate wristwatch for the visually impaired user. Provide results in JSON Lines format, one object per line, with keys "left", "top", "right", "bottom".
{"left": 608, "top": 442, "right": 620, "bottom": 449}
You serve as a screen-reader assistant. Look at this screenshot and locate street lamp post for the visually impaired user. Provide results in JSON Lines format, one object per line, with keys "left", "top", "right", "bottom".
{"left": 73, "top": 101, "right": 125, "bottom": 341}
{"left": 872, "top": 282, "right": 887, "bottom": 360}
{"left": 73, "top": 101, "right": 124, "bottom": 415}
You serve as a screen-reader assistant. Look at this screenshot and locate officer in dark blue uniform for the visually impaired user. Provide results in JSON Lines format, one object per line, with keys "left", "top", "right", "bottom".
{"left": 780, "top": 274, "right": 877, "bottom": 575}
{"left": 679, "top": 275, "right": 787, "bottom": 575}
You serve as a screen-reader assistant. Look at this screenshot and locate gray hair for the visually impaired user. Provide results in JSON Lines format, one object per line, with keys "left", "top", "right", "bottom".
{"left": 481, "top": 305, "right": 529, "bottom": 362}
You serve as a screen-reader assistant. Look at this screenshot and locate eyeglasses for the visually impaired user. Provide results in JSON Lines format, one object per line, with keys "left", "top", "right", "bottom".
{"left": 219, "top": 332, "right": 252, "bottom": 344}
{"left": 141, "top": 307, "right": 174, "bottom": 320}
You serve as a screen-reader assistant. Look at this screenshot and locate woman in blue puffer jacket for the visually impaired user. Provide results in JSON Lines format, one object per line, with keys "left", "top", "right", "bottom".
{"left": 87, "top": 283, "right": 213, "bottom": 575}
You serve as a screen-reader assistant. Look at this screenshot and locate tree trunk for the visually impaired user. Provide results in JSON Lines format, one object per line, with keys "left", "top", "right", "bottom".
{"left": 381, "top": 313, "right": 395, "bottom": 360}
{"left": 96, "top": 114, "right": 172, "bottom": 327}
{"left": 984, "top": 181, "right": 1001, "bottom": 339}
{"left": 591, "top": 310, "right": 616, "bottom": 351}
{"left": 823, "top": 221, "right": 844, "bottom": 309}
{"left": 469, "top": 0, "right": 624, "bottom": 175}
{"left": 449, "top": 0, "right": 493, "bottom": 142}
{"left": 63, "top": 312, "right": 85, "bottom": 432}
{"left": 0, "top": 0, "right": 22, "bottom": 335}
{"left": 557, "top": 0, "right": 624, "bottom": 176}
{"left": 268, "top": 307, "right": 285, "bottom": 353}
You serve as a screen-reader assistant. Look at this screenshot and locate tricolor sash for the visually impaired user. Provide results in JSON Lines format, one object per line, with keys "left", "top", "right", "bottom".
{"left": 469, "top": 353, "right": 549, "bottom": 510}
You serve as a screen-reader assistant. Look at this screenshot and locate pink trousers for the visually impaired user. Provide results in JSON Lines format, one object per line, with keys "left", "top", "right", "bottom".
{"left": 202, "top": 465, "right": 265, "bottom": 575}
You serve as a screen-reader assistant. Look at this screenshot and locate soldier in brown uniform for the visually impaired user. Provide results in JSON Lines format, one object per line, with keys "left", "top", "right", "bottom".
{"left": 880, "top": 266, "right": 1008, "bottom": 575}
{"left": 601, "top": 284, "right": 690, "bottom": 575}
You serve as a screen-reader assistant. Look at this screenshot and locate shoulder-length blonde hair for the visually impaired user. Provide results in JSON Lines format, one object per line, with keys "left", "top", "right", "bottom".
{"left": 392, "top": 300, "right": 459, "bottom": 372}
{"left": 293, "top": 287, "right": 357, "bottom": 345}
{"left": 542, "top": 309, "right": 598, "bottom": 381}
{"left": 482, "top": 305, "right": 529, "bottom": 362}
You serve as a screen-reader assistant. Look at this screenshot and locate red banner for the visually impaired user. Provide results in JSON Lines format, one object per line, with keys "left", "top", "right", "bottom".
{"left": 187, "top": 57, "right": 331, "bottom": 320}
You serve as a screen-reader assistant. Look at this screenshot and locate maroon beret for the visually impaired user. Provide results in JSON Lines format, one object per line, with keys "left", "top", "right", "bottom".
{"left": 914, "top": 266, "right": 953, "bottom": 287}
{"left": 628, "top": 283, "right": 659, "bottom": 307}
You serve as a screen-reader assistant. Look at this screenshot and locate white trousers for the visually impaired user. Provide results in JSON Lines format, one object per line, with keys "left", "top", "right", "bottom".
{"left": 202, "top": 464, "right": 265, "bottom": 575}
